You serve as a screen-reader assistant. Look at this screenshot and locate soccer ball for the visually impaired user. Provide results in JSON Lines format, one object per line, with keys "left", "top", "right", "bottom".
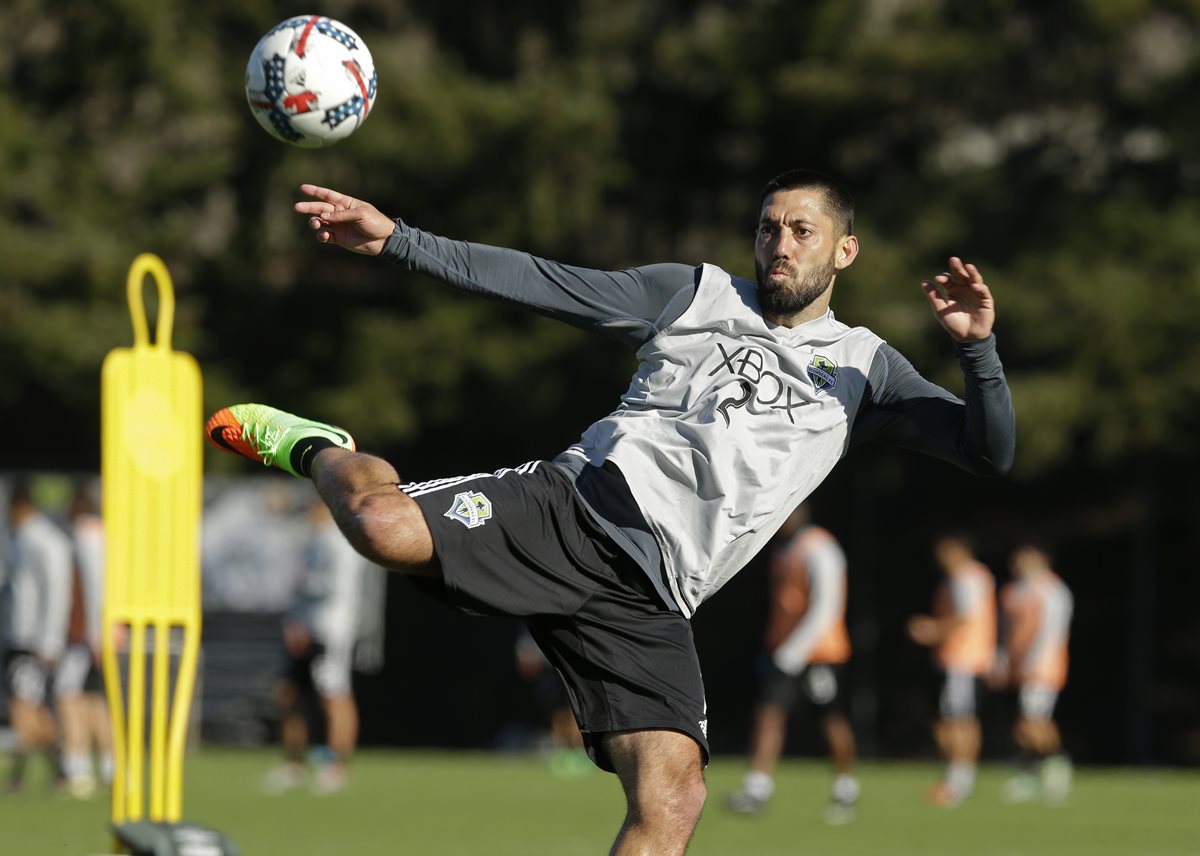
{"left": 245, "top": 15, "right": 378, "bottom": 148}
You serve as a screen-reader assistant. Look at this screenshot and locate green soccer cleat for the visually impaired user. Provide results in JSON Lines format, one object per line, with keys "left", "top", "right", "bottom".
{"left": 205, "top": 403, "right": 355, "bottom": 478}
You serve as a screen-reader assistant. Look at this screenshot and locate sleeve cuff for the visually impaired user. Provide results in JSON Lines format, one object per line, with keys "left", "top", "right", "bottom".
{"left": 379, "top": 219, "right": 410, "bottom": 262}
{"left": 952, "top": 333, "right": 997, "bottom": 357}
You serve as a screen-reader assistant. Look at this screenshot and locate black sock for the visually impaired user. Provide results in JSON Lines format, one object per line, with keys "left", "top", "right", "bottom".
{"left": 290, "top": 437, "right": 337, "bottom": 477}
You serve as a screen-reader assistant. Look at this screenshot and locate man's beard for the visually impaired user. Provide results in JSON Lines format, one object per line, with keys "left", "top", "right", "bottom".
{"left": 755, "top": 253, "right": 837, "bottom": 317}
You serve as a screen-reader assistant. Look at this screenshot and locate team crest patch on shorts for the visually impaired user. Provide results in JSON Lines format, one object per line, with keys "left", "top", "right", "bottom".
{"left": 807, "top": 354, "right": 838, "bottom": 392}
{"left": 445, "top": 490, "right": 493, "bottom": 529}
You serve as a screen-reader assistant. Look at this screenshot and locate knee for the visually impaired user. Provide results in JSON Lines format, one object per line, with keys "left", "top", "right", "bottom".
{"left": 1013, "top": 718, "right": 1036, "bottom": 747}
{"left": 635, "top": 763, "right": 707, "bottom": 832}
{"left": 675, "top": 772, "right": 708, "bottom": 826}
{"left": 332, "top": 489, "right": 432, "bottom": 569}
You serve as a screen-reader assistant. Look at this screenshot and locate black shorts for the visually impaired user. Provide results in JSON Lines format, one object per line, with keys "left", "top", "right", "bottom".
{"left": 54, "top": 644, "right": 103, "bottom": 697}
{"left": 758, "top": 656, "right": 849, "bottom": 715}
{"left": 938, "top": 670, "right": 984, "bottom": 719}
{"left": 3, "top": 649, "right": 50, "bottom": 704}
{"left": 282, "top": 642, "right": 325, "bottom": 693}
{"left": 400, "top": 461, "right": 709, "bottom": 773}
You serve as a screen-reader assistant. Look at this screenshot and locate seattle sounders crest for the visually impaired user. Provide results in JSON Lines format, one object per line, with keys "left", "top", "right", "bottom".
{"left": 807, "top": 355, "right": 839, "bottom": 392}
{"left": 445, "top": 490, "right": 493, "bottom": 529}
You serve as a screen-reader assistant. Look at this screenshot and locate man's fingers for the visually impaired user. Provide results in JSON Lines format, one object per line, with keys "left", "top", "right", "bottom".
{"left": 295, "top": 200, "right": 336, "bottom": 216}
{"left": 295, "top": 204, "right": 366, "bottom": 224}
{"left": 922, "top": 281, "right": 948, "bottom": 310}
{"left": 299, "top": 183, "right": 349, "bottom": 204}
{"left": 947, "top": 257, "right": 985, "bottom": 286}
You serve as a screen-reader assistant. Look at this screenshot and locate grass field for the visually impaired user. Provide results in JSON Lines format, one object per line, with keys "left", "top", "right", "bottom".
{"left": 1, "top": 750, "right": 1197, "bottom": 855}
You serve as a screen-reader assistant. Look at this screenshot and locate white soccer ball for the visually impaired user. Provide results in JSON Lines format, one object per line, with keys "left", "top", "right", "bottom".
{"left": 245, "top": 15, "right": 378, "bottom": 148}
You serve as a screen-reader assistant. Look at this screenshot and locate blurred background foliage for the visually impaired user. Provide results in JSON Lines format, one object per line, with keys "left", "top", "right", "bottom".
{"left": 2, "top": 0, "right": 1199, "bottom": 762}
{"left": 4, "top": 0, "right": 1199, "bottom": 475}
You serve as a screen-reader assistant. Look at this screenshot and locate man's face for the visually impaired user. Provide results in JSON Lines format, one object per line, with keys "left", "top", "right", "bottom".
{"left": 754, "top": 188, "right": 849, "bottom": 318}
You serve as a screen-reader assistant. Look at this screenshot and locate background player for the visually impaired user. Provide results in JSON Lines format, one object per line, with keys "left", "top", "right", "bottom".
{"left": 995, "top": 542, "right": 1074, "bottom": 803}
{"left": 2, "top": 481, "right": 72, "bottom": 793}
{"left": 263, "top": 497, "right": 364, "bottom": 795}
{"left": 907, "top": 534, "right": 996, "bottom": 807}
{"left": 726, "top": 504, "right": 859, "bottom": 824}
{"left": 53, "top": 484, "right": 114, "bottom": 799}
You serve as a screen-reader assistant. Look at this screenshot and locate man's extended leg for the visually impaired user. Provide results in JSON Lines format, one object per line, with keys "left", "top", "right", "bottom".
{"left": 309, "top": 448, "right": 437, "bottom": 573}
{"left": 604, "top": 729, "right": 706, "bottom": 856}
{"left": 206, "top": 405, "right": 436, "bottom": 574}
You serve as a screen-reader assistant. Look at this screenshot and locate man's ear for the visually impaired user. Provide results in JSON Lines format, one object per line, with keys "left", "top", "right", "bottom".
{"left": 835, "top": 235, "right": 860, "bottom": 271}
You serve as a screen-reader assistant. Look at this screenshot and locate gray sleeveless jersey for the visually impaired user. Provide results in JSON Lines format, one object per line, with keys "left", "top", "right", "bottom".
{"left": 561, "top": 264, "right": 883, "bottom": 615}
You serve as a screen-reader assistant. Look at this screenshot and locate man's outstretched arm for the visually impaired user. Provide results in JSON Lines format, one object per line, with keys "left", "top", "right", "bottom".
{"left": 293, "top": 184, "right": 697, "bottom": 348}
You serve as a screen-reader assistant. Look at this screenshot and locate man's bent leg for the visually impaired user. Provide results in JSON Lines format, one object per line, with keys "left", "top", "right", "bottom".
{"left": 310, "top": 449, "right": 437, "bottom": 575}
{"left": 604, "top": 729, "right": 706, "bottom": 856}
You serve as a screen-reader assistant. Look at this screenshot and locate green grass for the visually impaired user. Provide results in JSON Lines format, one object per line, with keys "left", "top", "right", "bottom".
{"left": 2, "top": 750, "right": 1198, "bottom": 855}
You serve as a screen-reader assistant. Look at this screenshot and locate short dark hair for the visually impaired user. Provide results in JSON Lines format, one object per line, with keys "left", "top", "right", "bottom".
{"left": 759, "top": 169, "right": 855, "bottom": 236}
{"left": 933, "top": 531, "right": 975, "bottom": 554}
{"left": 1013, "top": 540, "right": 1055, "bottom": 565}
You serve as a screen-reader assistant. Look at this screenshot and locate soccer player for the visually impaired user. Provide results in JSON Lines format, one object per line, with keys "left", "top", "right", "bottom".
{"left": 907, "top": 534, "right": 997, "bottom": 807}
{"left": 2, "top": 481, "right": 72, "bottom": 793}
{"left": 206, "top": 169, "right": 1015, "bottom": 854}
{"left": 726, "top": 504, "right": 859, "bottom": 824}
{"left": 263, "top": 497, "right": 364, "bottom": 795}
{"left": 995, "top": 543, "right": 1073, "bottom": 803}
{"left": 54, "top": 484, "right": 115, "bottom": 799}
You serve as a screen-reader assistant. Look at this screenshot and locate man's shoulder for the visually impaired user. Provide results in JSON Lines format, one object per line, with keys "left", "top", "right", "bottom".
{"left": 695, "top": 262, "right": 751, "bottom": 292}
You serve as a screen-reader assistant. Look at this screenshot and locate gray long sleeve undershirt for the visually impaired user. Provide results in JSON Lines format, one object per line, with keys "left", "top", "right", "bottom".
{"left": 381, "top": 220, "right": 1015, "bottom": 475}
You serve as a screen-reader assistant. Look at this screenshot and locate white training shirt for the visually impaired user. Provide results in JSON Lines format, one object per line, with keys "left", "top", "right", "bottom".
{"left": 566, "top": 264, "right": 883, "bottom": 615}
{"left": 771, "top": 529, "right": 848, "bottom": 675}
{"left": 4, "top": 512, "right": 73, "bottom": 661}
{"left": 292, "top": 521, "right": 364, "bottom": 651}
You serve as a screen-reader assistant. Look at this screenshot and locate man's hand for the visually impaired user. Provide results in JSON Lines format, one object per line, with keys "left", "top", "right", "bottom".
{"left": 907, "top": 614, "right": 940, "bottom": 647}
{"left": 283, "top": 620, "right": 313, "bottom": 657}
{"left": 922, "top": 257, "right": 995, "bottom": 342}
{"left": 294, "top": 184, "right": 396, "bottom": 256}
